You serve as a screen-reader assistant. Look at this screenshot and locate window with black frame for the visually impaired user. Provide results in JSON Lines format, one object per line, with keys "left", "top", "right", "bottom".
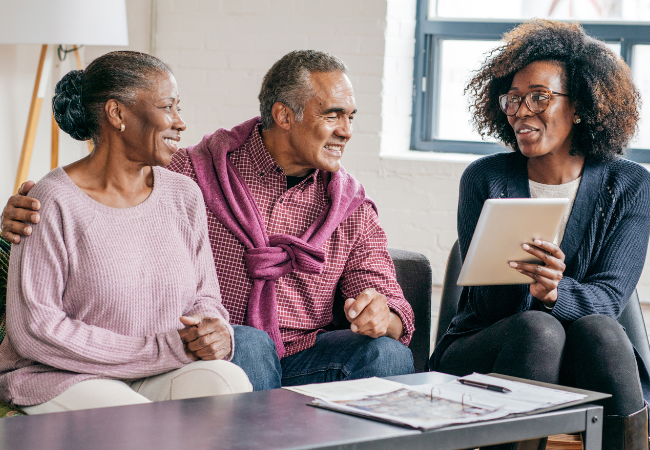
{"left": 411, "top": 0, "right": 650, "bottom": 162}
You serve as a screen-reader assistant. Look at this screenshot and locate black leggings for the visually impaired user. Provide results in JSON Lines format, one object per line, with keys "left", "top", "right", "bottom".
{"left": 438, "top": 310, "right": 645, "bottom": 417}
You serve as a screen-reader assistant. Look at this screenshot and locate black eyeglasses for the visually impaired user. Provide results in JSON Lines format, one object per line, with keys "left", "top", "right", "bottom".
{"left": 499, "top": 90, "right": 569, "bottom": 116}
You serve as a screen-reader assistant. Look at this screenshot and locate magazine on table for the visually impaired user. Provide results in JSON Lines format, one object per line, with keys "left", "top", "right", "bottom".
{"left": 285, "top": 373, "right": 588, "bottom": 430}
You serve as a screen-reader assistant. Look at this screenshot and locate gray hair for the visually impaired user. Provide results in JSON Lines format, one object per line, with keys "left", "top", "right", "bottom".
{"left": 258, "top": 50, "right": 348, "bottom": 130}
{"left": 53, "top": 51, "right": 172, "bottom": 144}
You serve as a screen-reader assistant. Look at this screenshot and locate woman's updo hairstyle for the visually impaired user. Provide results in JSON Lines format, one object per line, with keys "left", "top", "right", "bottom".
{"left": 52, "top": 51, "right": 172, "bottom": 144}
{"left": 466, "top": 19, "right": 640, "bottom": 160}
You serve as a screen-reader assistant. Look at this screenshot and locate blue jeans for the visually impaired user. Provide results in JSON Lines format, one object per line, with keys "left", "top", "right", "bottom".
{"left": 231, "top": 325, "right": 414, "bottom": 390}
{"left": 230, "top": 325, "right": 282, "bottom": 391}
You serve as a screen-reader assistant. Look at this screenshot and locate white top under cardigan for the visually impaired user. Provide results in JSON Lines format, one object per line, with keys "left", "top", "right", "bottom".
{"left": 529, "top": 177, "right": 581, "bottom": 246}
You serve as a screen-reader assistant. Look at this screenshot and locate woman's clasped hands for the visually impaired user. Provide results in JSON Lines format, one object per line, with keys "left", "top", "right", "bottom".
{"left": 178, "top": 315, "right": 232, "bottom": 361}
{"left": 509, "top": 239, "right": 566, "bottom": 307}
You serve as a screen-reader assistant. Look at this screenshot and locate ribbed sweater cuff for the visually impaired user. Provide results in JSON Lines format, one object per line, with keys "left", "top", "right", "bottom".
{"left": 166, "top": 330, "right": 194, "bottom": 365}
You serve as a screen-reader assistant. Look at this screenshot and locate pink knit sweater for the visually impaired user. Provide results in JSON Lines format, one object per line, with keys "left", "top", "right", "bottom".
{"left": 0, "top": 166, "right": 232, "bottom": 406}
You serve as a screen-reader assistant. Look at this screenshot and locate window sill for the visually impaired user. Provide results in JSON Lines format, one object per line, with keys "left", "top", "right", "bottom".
{"left": 380, "top": 148, "right": 483, "bottom": 164}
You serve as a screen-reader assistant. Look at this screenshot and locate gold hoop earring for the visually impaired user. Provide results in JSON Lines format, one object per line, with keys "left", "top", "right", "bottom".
{"left": 119, "top": 123, "right": 125, "bottom": 132}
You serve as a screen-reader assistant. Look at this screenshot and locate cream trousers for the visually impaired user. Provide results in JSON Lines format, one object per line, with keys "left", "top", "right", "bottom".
{"left": 21, "top": 360, "right": 252, "bottom": 415}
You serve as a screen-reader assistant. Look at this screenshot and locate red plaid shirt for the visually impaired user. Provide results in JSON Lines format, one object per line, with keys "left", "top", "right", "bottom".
{"left": 167, "top": 124, "right": 414, "bottom": 356}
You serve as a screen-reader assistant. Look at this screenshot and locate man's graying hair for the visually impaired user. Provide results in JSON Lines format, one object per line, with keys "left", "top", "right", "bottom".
{"left": 258, "top": 50, "right": 348, "bottom": 130}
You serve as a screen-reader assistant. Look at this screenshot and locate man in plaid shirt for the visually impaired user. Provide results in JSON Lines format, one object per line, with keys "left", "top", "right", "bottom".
{"left": 2, "top": 51, "right": 414, "bottom": 391}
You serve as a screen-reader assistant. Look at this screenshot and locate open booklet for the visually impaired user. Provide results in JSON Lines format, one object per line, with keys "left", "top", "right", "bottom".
{"left": 284, "top": 373, "right": 590, "bottom": 430}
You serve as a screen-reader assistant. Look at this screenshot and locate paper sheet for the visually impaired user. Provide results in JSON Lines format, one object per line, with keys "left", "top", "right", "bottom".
{"left": 283, "top": 377, "right": 406, "bottom": 400}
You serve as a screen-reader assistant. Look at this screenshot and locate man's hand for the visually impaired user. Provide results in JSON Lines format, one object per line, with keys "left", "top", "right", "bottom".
{"left": 1, "top": 181, "right": 40, "bottom": 244}
{"left": 344, "top": 288, "right": 403, "bottom": 340}
{"left": 178, "top": 314, "right": 232, "bottom": 361}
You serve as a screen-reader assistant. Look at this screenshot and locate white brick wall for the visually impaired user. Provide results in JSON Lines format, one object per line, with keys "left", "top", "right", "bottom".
{"left": 2, "top": 0, "right": 650, "bottom": 302}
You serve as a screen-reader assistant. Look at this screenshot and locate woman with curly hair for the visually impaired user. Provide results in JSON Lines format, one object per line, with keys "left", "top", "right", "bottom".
{"left": 431, "top": 20, "right": 650, "bottom": 449}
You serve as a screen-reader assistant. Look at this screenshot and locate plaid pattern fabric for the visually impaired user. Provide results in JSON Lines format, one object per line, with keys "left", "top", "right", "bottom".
{"left": 169, "top": 125, "right": 414, "bottom": 356}
{"left": 0, "top": 236, "right": 26, "bottom": 417}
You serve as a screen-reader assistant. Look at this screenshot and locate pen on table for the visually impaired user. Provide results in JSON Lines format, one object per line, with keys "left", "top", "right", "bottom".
{"left": 458, "top": 379, "right": 512, "bottom": 393}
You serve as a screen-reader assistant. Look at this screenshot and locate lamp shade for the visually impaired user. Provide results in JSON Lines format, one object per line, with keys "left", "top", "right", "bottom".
{"left": 0, "top": 0, "right": 128, "bottom": 45}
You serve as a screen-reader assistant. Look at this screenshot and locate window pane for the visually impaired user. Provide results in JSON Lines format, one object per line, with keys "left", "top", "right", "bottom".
{"left": 431, "top": 0, "right": 650, "bottom": 22}
{"left": 630, "top": 45, "right": 650, "bottom": 149}
{"left": 437, "top": 40, "right": 500, "bottom": 142}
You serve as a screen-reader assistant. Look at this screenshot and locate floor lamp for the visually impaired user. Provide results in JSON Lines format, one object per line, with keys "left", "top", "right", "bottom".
{"left": 0, "top": 0, "right": 129, "bottom": 193}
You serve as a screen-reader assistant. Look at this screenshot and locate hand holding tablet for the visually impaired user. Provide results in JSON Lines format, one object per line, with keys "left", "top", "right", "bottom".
{"left": 509, "top": 238, "right": 566, "bottom": 305}
{"left": 457, "top": 199, "right": 569, "bottom": 291}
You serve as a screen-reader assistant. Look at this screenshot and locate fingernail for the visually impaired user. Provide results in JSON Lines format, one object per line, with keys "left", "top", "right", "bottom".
{"left": 32, "top": 202, "right": 38, "bottom": 209}
{"left": 25, "top": 227, "right": 31, "bottom": 235}
{"left": 349, "top": 309, "right": 357, "bottom": 319}
{"left": 13, "top": 236, "right": 18, "bottom": 244}
{"left": 31, "top": 214, "right": 38, "bottom": 222}
{"left": 534, "top": 239, "right": 542, "bottom": 245}
{"left": 522, "top": 244, "right": 530, "bottom": 250}
{"left": 509, "top": 262, "right": 517, "bottom": 267}
{"left": 351, "top": 324, "right": 358, "bottom": 332}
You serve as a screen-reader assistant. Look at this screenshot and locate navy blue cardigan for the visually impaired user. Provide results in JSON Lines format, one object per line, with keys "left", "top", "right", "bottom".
{"left": 432, "top": 151, "right": 650, "bottom": 396}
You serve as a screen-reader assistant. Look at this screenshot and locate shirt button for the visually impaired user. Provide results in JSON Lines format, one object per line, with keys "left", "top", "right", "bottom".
{"left": 279, "top": 198, "right": 284, "bottom": 204}
{"left": 260, "top": 171, "right": 264, "bottom": 177}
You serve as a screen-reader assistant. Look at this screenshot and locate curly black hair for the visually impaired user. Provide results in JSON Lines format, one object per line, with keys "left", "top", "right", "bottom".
{"left": 466, "top": 19, "right": 640, "bottom": 160}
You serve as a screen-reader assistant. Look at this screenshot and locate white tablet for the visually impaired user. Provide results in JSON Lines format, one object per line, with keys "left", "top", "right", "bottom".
{"left": 457, "top": 198, "right": 570, "bottom": 286}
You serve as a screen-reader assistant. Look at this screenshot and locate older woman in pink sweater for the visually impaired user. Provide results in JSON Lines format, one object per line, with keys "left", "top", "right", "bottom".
{"left": 0, "top": 51, "right": 251, "bottom": 413}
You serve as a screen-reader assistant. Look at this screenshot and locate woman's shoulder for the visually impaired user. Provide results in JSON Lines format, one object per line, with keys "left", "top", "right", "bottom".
{"left": 28, "top": 167, "right": 68, "bottom": 198}
{"left": 460, "top": 152, "right": 514, "bottom": 194}
{"left": 155, "top": 166, "right": 202, "bottom": 196}
{"left": 606, "top": 156, "right": 650, "bottom": 178}
{"left": 153, "top": 166, "right": 204, "bottom": 220}
{"left": 28, "top": 167, "right": 87, "bottom": 209}
{"left": 20, "top": 168, "right": 99, "bottom": 243}
{"left": 603, "top": 157, "right": 650, "bottom": 194}
{"left": 462, "top": 152, "right": 512, "bottom": 178}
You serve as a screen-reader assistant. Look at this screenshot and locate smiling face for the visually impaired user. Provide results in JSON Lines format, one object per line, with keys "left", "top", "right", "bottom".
{"left": 286, "top": 71, "right": 356, "bottom": 174}
{"left": 122, "top": 71, "right": 186, "bottom": 167}
{"left": 507, "top": 60, "right": 576, "bottom": 159}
